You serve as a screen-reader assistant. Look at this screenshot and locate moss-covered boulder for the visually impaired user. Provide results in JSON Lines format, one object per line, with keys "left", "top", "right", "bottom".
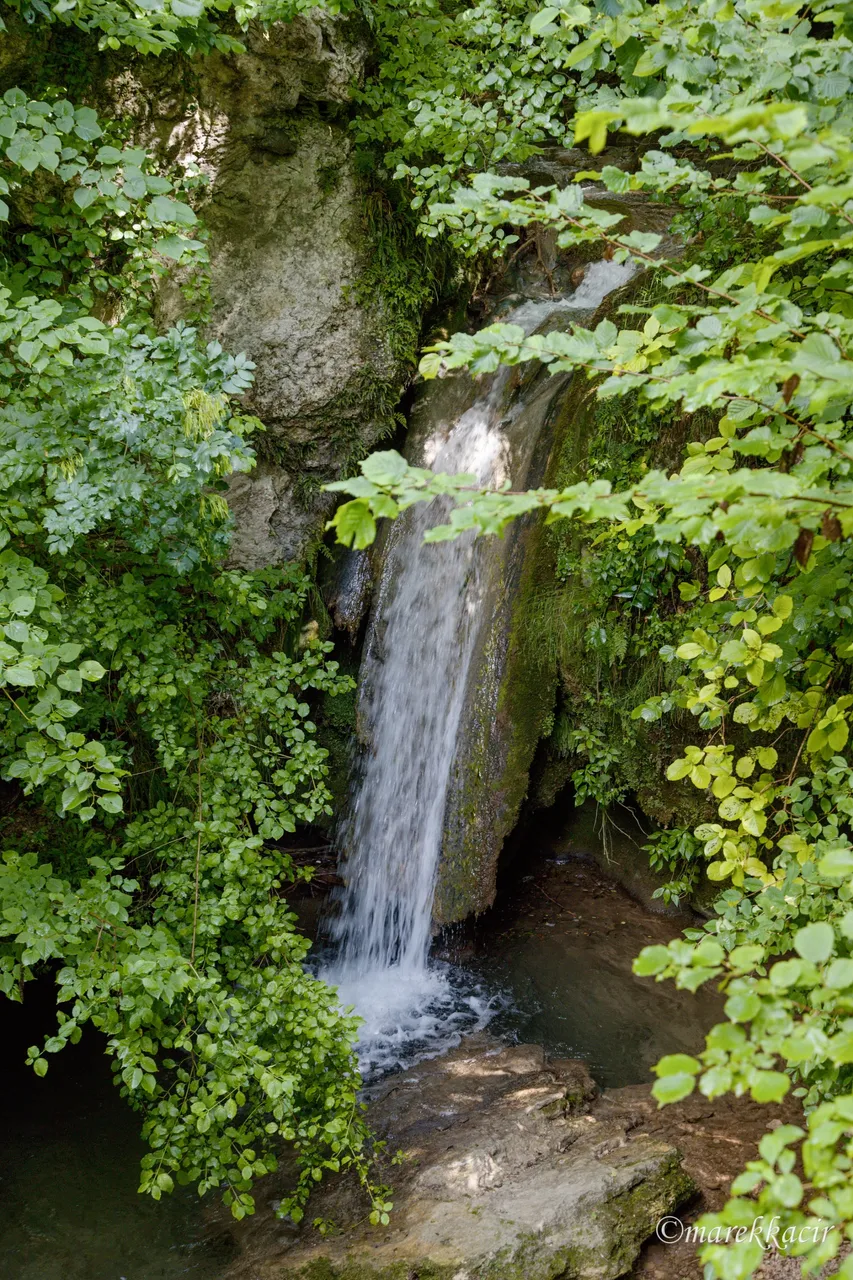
{"left": 143, "top": 16, "right": 409, "bottom": 564}
{"left": 220, "top": 1037, "right": 694, "bottom": 1280}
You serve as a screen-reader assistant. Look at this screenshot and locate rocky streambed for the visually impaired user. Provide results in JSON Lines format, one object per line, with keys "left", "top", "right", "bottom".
{"left": 215, "top": 844, "right": 796, "bottom": 1280}
{"left": 218, "top": 1032, "right": 800, "bottom": 1280}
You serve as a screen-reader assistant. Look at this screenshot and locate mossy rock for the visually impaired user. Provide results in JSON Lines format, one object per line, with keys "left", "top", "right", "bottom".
{"left": 432, "top": 367, "right": 595, "bottom": 925}
{"left": 222, "top": 1039, "right": 695, "bottom": 1280}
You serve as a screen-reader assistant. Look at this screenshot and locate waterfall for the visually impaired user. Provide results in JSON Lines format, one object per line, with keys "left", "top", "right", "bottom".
{"left": 322, "top": 260, "right": 635, "bottom": 1075}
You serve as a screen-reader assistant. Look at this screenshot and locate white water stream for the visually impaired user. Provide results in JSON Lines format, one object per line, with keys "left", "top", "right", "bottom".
{"left": 322, "top": 260, "right": 635, "bottom": 1075}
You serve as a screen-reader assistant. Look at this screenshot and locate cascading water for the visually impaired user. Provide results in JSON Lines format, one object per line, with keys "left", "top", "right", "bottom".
{"left": 322, "top": 260, "right": 636, "bottom": 1075}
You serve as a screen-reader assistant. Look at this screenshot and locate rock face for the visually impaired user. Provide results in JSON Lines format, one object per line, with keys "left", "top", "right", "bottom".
{"left": 221, "top": 1036, "right": 694, "bottom": 1280}
{"left": 429, "top": 361, "right": 573, "bottom": 926}
{"left": 7, "top": 11, "right": 411, "bottom": 564}
{"left": 100, "top": 15, "right": 407, "bottom": 564}
{"left": 431, "top": 208, "right": 679, "bottom": 926}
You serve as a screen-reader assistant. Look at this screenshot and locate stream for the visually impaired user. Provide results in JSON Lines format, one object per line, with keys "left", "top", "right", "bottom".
{"left": 0, "top": 987, "right": 233, "bottom": 1280}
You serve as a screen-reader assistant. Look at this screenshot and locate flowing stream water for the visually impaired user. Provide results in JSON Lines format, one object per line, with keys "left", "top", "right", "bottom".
{"left": 322, "top": 260, "right": 635, "bottom": 1075}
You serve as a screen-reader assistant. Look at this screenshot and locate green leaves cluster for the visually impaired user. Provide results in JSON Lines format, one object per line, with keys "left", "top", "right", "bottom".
{"left": 353, "top": 0, "right": 584, "bottom": 247}
{"left": 0, "top": 76, "right": 379, "bottom": 1222}
{"left": 3, "top": 563, "right": 371, "bottom": 1221}
{"left": 2, "top": 0, "right": 353, "bottom": 54}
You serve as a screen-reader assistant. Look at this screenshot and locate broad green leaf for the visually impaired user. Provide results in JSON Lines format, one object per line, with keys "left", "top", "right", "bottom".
{"left": 652, "top": 1072, "right": 696, "bottom": 1104}
{"left": 794, "top": 923, "right": 835, "bottom": 964}
{"left": 633, "top": 945, "right": 671, "bottom": 976}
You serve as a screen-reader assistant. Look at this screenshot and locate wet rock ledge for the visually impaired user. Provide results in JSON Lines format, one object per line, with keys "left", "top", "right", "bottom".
{"left": 222, "top": 1035, "right": 694, "bottom": 1280}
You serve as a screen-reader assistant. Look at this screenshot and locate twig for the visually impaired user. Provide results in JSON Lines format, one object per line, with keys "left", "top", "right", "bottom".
{"left": 536, "top": 882, "right": 567, "bottom": 910}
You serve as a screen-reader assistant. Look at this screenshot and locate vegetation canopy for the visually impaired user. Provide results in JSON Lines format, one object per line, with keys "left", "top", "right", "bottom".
{"left": 0, "top": 1, "right": 393, "bottom": 1227}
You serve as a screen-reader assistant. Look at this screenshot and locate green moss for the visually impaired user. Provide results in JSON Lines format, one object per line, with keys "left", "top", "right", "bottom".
{"left": 524, "top": 369, "right": 719, "bottom": 838}
{"left": 346, "top": 176, "right": 461, "bottom": 368}
{"left": 292, "top": 1261, "right": 460, "bottom": 1280}
{"left": 317, "top": 158, "right": 344, "bottom": 196}
{"left": 316, "top": 682, "right": 358, "bottom": 814}
{"left": 495, "top": 517, "right": 561, "bottom": 822}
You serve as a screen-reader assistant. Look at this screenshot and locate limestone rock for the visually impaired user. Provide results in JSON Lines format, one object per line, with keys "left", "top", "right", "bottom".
{"left": 220, "top": 1037, "right": 694, "bottom": 1280}
{"left": 99, "top": 15, "right": 406, "bottom": 564}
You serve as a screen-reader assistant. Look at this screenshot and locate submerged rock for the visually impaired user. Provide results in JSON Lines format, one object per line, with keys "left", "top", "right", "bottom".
{"left": 221, "top": 1036, "right": 694, "bottom": 1280}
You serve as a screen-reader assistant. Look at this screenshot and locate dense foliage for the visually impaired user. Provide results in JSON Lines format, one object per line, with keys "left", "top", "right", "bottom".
{"left": 0, "top": 25, "right": 386, "bottom": 1220}
{"left": 327, "top": 0, "right": 853, "bottom": 1273}
{"left": 2, "top": 0, "right": 354, "bottom": 53}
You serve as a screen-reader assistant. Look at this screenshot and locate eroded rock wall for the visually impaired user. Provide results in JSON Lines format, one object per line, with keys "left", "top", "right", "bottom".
{"left": 4, "top": 13, "right": 411, "bottom": 565}
{"left": 132, "top": 20, "right": 403, "bottom": 565}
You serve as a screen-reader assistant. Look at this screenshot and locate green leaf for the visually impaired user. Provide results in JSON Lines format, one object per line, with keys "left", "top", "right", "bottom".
{"left": 328, "top": 500, "right": 377, "bottom": 550}
{"left": 564, "top": 36, "right": 600, "bottom": 67}
{"left": 73, "top": 186, "right": 99, "bottom": 210}
{"left": 826, "top": 959, "right": 853, "bottom": 990}
{"left": 78, "top": 661, "right": 106, "bottom": 681}
{"left": 654, "top": 1054, "right": 700, "bottom": 1076}
{"left": 819, "top": 847, "right": 853, "bottom": 878}
{"left": 725, "top": 990, "right": 762, "bottom": 1022}
{"left": 773, "top": 1173, "right": 803, "bottom": 1207}
{"left": 361, "top": 451, "right": 409, "bottom": 486}
{"left": 652, "top": 1072, "right": 696, "bottom": 1105}
{"left": 5, "top": 664, "right": 36, "bottom": 685}
{"left": 633, "top": 945, "right": 671, "bottom": 975}
{"left": 729, "top": 944, "right": 765, "bottom": 970}
{"left": 73, "top": 108, "right": 102, "bottom": 141}
{"left": 794, "top": 922, "right": 835, "bottom": 964}
{"left": 741, "top": 808, "right": 766, "bottom": 837}
{"left": 156, "top": 234, "right": 204, "bottom": 261}
{"left": 146, "top": 195, "right": 196, "bottom": 226}
{"left": 530, "top": 6, "right": 559, "bottom": 33}
{"left": 830, "top": 1034, "right": 853, "bottom": 1065}
{"left": 770, "top": 959, "right": 804, "bottom": 989}
{"left": 749, "top": 1071, "right": 790, "bottom": 1103}
{"left": 632, "top": 48, "right": 660, "bottom": 76}
{"left": 699, "top": 1066, "right": 732, "bottom": 1097}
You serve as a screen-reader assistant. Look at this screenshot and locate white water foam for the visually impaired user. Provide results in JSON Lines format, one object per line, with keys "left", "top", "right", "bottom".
{"left": 321, "top": 260, "right": 635, "bottom": 1078}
